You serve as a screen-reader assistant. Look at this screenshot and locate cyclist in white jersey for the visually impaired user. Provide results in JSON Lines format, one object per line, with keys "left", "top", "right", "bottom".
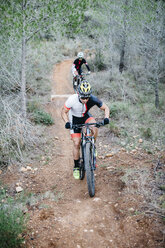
{"left": 61, "top": 81, "right": 110, "bottom": 179}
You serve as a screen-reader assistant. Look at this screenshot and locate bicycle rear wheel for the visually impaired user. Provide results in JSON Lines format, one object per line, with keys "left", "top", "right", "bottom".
{"left": 84, "top": 142, "right": 95, "bottom": 197}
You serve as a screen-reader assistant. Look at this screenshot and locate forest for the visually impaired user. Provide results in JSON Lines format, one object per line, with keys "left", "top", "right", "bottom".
{"left": 0, "top": 0, "right": 165, "bottom": 247}
{"left": 0, "top": 0, "right": 164, "bottom": 166}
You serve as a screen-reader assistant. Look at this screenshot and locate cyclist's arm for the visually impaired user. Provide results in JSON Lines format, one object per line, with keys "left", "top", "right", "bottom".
{"left": 100, "top": 103, "right": 110, "bottom": 119}
{"left": 85, "top": 62, "right": 90, "bottom": 71}
{"left": 61, "top": 106, "right": 70, "bottom": 123}
{"left": 82, "top": 58, "right": 90, "bottom": 72}
{"left": 72, "top": 64, "right": 78, "bottom": 76}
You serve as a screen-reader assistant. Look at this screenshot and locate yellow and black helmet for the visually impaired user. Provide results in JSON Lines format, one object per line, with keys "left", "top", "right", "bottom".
{"left": 78, "top": 80, "right": 92, "bottom": 98}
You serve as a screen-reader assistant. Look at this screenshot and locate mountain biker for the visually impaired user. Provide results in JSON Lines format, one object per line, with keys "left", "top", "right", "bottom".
{"left": 61, "top": 81, "right": 110, "bottom": 179}
{"left": 72, "top": 52, "right": 91, "bottom": 78}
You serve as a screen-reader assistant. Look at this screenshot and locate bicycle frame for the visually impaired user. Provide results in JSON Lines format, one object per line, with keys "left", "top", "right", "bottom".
{"left": 72, "top": 121, "right": 104, "bottom": 159}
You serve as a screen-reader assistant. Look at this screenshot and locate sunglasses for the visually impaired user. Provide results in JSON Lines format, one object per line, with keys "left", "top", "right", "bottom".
{"left": 80, "top": 97, "right": 89, "bottom": 100}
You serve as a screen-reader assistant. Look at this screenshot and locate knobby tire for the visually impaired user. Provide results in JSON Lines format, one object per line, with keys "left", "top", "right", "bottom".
{"left": 80, "top": 141, "right": 85, "bottom": 180}
{"left": 73, "top": 79, "right": 77, "bottom": 93}
{"left": 73, "top": 77, "right": 81, "bottom": 93}
{"left": 85, "top": 142, "right": 95, "bottom": 197}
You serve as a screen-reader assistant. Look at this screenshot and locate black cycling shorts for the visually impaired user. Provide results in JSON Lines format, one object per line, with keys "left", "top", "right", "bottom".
{"left": 72, "top": 113, "right": 92, "bottom": 133}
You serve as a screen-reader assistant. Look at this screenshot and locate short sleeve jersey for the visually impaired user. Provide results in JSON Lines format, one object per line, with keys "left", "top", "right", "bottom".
{"left": 64, "top": 94, "right": 103, "bottom": 122}
{"left": 74, "top": 58, "right": 88, "bottom": 71}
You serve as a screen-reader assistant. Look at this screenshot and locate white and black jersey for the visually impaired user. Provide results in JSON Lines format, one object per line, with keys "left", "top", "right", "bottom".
{"left": 64, "top": 94, "right": 103, "bottom": 133}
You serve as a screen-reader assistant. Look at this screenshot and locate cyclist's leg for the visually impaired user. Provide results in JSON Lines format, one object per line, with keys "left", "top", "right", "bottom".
{"left": 71, "top": 133, "right": 81, "bottom": 179}
{"left": 70, "top": 116, "right": 83, "bottom": 162}
{"left": 78, "top": 68, "right": 82, "bottom": 76}
{"left": 72, "top": 68, "right": 78, "bottom": 85}
{"left": 71, "top": 133, "right": 81, "bottom": 161}
{"left": 70, "top": 115, "right": 86, "bottom": 179}
{"left": 85, "top": 117, "right": 98, "bottom": 141}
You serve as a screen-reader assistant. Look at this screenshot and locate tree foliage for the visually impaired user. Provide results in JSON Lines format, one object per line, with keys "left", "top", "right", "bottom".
{"left": 0, "top": 0, "right": 164, "bottom": 165}
{"left": 0, "top": 0, "right": 88, "bottom": 164}
{"left": 85, "top": 0, "right": 165, "bottom": 107}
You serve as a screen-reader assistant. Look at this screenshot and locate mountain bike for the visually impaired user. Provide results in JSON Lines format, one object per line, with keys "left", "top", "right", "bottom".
{"left": 73, "top": 72, "right": 90, "bottom": 93}
{"left": 71, "top": 121, "right": 105, "bottom": 197}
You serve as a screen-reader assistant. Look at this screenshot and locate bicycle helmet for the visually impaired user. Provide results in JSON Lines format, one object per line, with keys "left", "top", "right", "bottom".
{"left": 78, "top": 81, "right": 92, "bottom": 98}
{"left": 77, "top": 52, "right": 84, "bottom": 59}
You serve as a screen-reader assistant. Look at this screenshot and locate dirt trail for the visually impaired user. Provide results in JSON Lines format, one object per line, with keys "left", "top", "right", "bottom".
{"left": 1, "top": 60, "right": 164, "bottom": 248}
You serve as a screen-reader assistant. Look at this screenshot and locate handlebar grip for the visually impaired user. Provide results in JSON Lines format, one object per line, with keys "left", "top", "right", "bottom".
{"left": 96, "top": 123, "right": 101, "bottom": 128}
{"left": 96, "top": 121, "right": 104, "bottom": 127}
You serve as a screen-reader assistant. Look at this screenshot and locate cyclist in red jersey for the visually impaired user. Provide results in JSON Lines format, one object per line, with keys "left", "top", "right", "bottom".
{"left": 72, "top": 52, "right": 91, "bottom": 77}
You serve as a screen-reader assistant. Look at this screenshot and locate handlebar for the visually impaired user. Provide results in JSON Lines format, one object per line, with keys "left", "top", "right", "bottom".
{"left": 75, "top": 72, "right": 90, "bottom": 77}
{"left": 81, "top": 72, "right": 90, "bottom": 76}
{"left": 71, "top": 121, "right": 105, "bottom": 129}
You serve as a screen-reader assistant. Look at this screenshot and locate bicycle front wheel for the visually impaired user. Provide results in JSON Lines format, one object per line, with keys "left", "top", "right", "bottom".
{"left": 84, "top": 142, "right": 95, "bottom": 197}
{"left": 80, "top": 142, "right": 85, "bottom": 180}
{"left": 73, "top": 78, "right": 77, "bottom": 92}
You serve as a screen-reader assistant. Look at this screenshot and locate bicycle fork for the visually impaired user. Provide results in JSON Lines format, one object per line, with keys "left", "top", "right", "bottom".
{"left": 84, "top": 137, "right": 96, "bottom": 171}
{"left": 92, "top": 138, "right": 97, "bottom": 170}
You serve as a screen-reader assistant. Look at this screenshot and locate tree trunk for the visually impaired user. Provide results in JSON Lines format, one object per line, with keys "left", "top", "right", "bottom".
{"left": 155, "top": 78, "right": 159, "bottom": 108}
{"left": 21, "top": 0, "right": 27, "bottom": 119}
{"left": 154, "top": 1, "right": 161, "bottom": 108}
{"left": 119, "top": 40, "right": 126, "bottom": 73}
{"left": 119, "top": 0, "right": 128, "bottom": 73}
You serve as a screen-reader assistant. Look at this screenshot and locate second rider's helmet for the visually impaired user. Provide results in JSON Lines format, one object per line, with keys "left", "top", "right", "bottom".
{"left": 78, "top": 81, "right": 92, "bottom": 98}
{"left": 77, "top": 52, "right": 84, "bottom": 59}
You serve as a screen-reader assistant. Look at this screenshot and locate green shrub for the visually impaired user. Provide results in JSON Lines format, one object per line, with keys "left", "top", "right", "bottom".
{"left": 27, "top": 100, "right": 54, "bottom": 125}
{"left": 110, "top": 104, "right": 119, "bottom": 118}
{"left": 88, "top": 49, "right": 107, "bottom": 72}
{"left": 140, "top": 127, "right": 152, "bottom": 139}
{"left": 110, "top": 102, "right": 129, "bottom": 120}
{"left": 32, "top": 109, "right": 54, "bottom": 125}
{"left": 161, "top": 201, "right": 165, "bottom": 209}
{"left": 27, "top": 100, "right": 41, "bottom": 113}
{"left": 109, "top": 121, "right": 120, "bottom": 137}
{"left": 0, "top": 207, "right": 26, "bottom": 248}
{"left": 0, "top": 185, "right": 27, "bottom": 248}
